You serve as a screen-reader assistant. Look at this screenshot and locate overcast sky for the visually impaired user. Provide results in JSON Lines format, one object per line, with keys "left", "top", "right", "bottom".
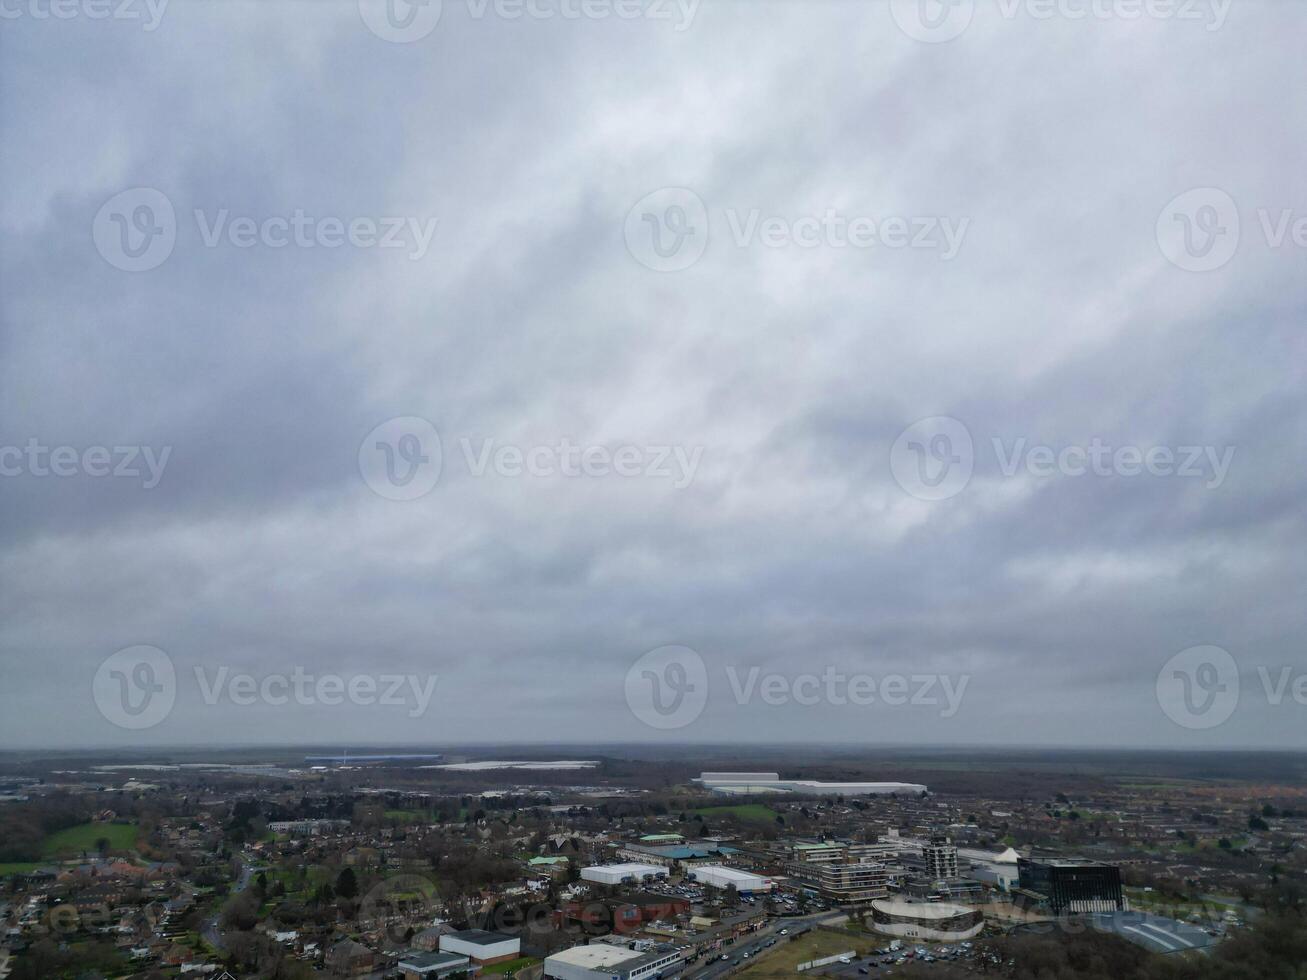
{"left": 1, "top": 0, "right": 1304, "bottom": 751}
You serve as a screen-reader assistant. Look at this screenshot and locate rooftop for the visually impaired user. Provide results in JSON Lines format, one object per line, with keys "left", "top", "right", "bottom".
{"left": 447, "top": 929, "right": 517, "bottom": 945}
{"left": 547, "top": 945, "right": 645, "bottom": 969}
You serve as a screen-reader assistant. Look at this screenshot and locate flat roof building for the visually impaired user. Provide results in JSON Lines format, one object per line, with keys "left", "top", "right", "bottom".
{"left": 693, "top": 773, "right": 926, "bottom": 796}
{"left": 1017, "top": 858, "right": 1125, "bottom": 916}
{"left": 440, "top": 930, "right": 521, "bottom": 965}
{"left": 545, "top": 944, "right": 682, "bottom": 980}
{"left": 582, "top": 863, "right": 667, "bottom": 885}
{"left": 686, "top": 865, "right": 774, "bottom": 893}
{"left": 398, "top": 951, "right": 475, "bottom": 979}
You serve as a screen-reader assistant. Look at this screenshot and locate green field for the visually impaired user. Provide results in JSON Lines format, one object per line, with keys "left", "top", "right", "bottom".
{"left": 735, "top": 929, "right": 871, "bottom": 979}
{"left": 691, "top": 804, "right": 777, "bottom": 825}
{"left": 0, "top": 862, "right": 42, "bottom": 874}
{"left": 41, "top": 822, "right": 139, "bottom": 859}
{"left": 481, "top": 956, "right": 539, "bottom": 975}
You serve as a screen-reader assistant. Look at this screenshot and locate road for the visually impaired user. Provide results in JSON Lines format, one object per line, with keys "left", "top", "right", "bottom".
{"left": 201, "top": 851, "right": 258, "bottom": 954}
{"left": 683, "top": 911, "right": 848, "bottom": 980}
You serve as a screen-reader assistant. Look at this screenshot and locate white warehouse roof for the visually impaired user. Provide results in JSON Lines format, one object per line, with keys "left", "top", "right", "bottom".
{"left": 688, "top": 865, "right": 773, "bottom": 891}
{"left": 581, "top": 863, "right": 666, "bottom": 883}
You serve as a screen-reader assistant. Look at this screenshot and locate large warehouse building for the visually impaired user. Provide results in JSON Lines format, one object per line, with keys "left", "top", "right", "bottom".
{"left": 438, "top": 930, "right": 521, "bottom": 966}
{"left": 544, "top": 943, "right": 682, "bottom": 980}
{"left": 694, "top": 773, "right": 927, "bottom": 796}
{"left": 869, "top": 900, "right": 983, "bottom": 942}
{"left": 686, "top": 865, "right": 774, "bottom": 894}
{"left": 581, "top": 863, "right": 667, "bottom": 886}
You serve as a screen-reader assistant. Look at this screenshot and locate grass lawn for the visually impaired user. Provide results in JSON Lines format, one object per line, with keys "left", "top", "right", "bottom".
{"left": 735, "top": 929, "right": 871, "bottom": 979}
{"left": 691, "top": 804, "right": 777, "bottom": 825}
{"left": 42, "top": 821, "right": 138, "bottom": 859}
{"left": 480, "top": 956, "right": 540, "bottom": 975}
{"left": 0, "top": 862, "right": 42, "bottom": 875}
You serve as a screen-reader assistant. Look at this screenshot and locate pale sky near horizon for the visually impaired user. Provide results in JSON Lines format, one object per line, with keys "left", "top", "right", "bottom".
{"left": 1, "top": 0, "right": 1305, "bottom": 749}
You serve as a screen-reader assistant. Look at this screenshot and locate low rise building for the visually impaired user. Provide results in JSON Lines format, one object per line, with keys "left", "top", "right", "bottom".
{"left": 439, "top": 930, "right": 520, "bottom": 966}
{"left": 686, "top": 865, "right": 773, "bottom": 894}
{"left": 544, "top": 943, "right": 681, "bottom": 980}
{"left": 868, "top": 900, "right": 983, "bottom": 942}
{"left": 398, "top": 951, "right": 475, "bottom": 979}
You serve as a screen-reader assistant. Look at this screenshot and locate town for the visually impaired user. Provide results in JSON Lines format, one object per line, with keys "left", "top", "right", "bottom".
{"left": 2, "top": 748, "right": 1305, "bottom": 979}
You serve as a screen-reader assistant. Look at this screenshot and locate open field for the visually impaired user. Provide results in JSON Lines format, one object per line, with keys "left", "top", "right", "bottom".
{"left": 735, "top": 929, "right": 873, "bottom": 980}
{"left": 42, "top": 822, "right": 138, "bottom": 858}
{"left": 692, "top": 804, "right": 777, "bottom": 825}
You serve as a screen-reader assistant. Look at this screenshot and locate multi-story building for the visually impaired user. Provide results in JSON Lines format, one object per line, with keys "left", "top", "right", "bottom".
{"left": 777, "top": 840, "right": 891, "bottom": 906}
{"left": 924, "top": 836, "right": 958, "bottom": 881}
{"left": 1016, "top": 858, "right": 1125, "bottom": 915}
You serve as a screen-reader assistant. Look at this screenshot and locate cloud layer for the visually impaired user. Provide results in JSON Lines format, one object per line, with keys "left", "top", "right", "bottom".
{"left": 1, "top": 0, "right": 1304, "bottom": 748}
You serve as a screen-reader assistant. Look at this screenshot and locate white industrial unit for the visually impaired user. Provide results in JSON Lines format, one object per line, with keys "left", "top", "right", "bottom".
{"left": 439, "top": 930, "right": 521, "bottom": 963}
{"left": 687, "top": 865, "right": 774, "bottom": 893}
{"left": 581, "top": 863, "right": 666, "bottom": 885}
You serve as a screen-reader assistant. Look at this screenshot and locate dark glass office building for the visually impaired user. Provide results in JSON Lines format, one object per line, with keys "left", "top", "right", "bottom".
{"left": 1017, "top": 858, "right": 1124, "bottom": 915}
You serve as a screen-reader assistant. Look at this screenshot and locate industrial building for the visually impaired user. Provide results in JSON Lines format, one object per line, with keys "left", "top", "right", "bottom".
{"left": 1016, "top": 858, "right": 1125, "bottom": 915}
{"left": 397, "top": 951, "right": 476, "bottom": 979}
{"left": 685, "top": 865, "right": 774, "bottom": 894}
{"left": 581, "top": 863, "right": 667, "bottom": 886}
{"left": 693, "top": 772, "right": 927, "bottom": 796}
{"left": 615, "top": 841, "right": 739, "bottom": 868}
{"left": 868, "top": 900, "right": 984, "bottom": 942}
{"left": 439, "top": 930, "right": 521, "bottom": 965}
{"left": 544, "top": 942, "right": 682, "bottom": 980}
